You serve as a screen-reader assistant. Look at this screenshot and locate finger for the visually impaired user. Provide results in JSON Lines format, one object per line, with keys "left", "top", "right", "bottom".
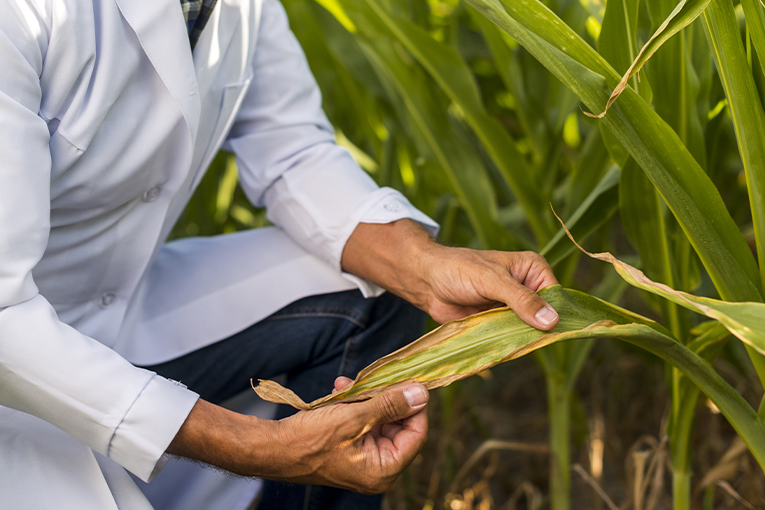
{"left": 488, "top": 250, "right": 559, "bottom": 291}
{"left": 519, "top": 253, "right": 559, "bottom": 291}
{"left": 427, "top": 302, "right": 499, "bottom": 324}
{"left": 350, "top": 384, "right": 429, "bottom": 429}
{"left": 332, "top": 376, "right": 354, "bottom": 394}
{"left": 478, "top": 253, "right": 559, "bottom": 330}
{"left": 400, "top": 405, "right": 428, "bottom": 437}
{"left": 377, "top": 407, "right": 429, "bottom": 469}
{"left": 491, "top": 274, "right": 559, "bottom": 330}
{"left": 380, "top": 421, "right": 404, "bottom": 440}
{"left": 510, "top": 279, "right": 559, "bottom": 330}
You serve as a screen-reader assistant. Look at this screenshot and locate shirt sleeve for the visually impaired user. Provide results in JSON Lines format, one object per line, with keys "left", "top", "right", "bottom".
{"left": 223, "top": 0, "right": 438, "bottom": 297}
{"left": 0, "top": 1, "right": 198, "bottom": 482}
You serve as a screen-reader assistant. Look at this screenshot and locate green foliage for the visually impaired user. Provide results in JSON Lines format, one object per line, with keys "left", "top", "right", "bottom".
{"left": 175, "top": 0, "right": 765, "bottom": 506}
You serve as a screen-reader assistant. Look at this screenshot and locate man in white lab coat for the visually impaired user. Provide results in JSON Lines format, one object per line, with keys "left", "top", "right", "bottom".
{"left": 0, "top": 0, "right": 560, "bottom": 508}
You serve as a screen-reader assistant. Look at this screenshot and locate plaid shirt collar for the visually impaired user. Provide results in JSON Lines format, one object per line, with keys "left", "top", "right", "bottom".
{"left": 181, "top": 0, "right": 219, "bottom": 50}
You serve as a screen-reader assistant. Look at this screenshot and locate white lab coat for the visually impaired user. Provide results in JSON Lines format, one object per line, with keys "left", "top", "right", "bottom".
{"left": 0, "top": 0, "right": 436, "bottom": 507}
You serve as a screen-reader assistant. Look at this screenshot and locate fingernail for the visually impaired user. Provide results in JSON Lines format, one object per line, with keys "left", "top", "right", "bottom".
{"left": 535, "top": 305, "right": 558, "bottom": 326}
{"left": 403, "top": 385, "right": 428, "bottom": 408}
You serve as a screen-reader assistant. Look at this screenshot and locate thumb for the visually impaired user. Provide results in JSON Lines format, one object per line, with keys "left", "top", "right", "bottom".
{"left": 352, "top": 384, "right": 429, "bottom": 427}
{"left": 501, "top": 278, "right": 559, "bottom": 331}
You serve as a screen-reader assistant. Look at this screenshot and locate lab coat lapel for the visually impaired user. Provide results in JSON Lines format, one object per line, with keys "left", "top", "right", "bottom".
{"left": 113, "top": 0, "right": 202, "bottom": 141}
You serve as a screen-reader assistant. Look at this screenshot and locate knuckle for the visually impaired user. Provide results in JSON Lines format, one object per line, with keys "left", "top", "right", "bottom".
{"left": 377, "top": 393, "right": 401, "bottom": 422}
{"left": 536, "top": 254, "right": 553, "bottom": 270}
{"left": 510, "top": 288, "right": 539, "bottom": 309}
{"left": 516, "top": 250, "right": 540, "bottom": 265}
{"left": 523, "top": 251, "right": 546, "bottom": 268}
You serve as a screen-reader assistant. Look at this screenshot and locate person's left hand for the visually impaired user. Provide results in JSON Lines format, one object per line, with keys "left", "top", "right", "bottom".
{"left": 342, "top": 219, "right": 560, "bottom": 330}
{"left": 412, "top": 245, "right": 559, "bottom": 327}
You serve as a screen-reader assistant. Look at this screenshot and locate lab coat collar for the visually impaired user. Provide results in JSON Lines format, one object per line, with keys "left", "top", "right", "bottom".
{"left": 113, "top": 0, "right": 202, "bottom": 141}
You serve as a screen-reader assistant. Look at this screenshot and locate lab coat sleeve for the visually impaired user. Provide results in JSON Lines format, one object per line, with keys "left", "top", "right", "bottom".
{"left": 0, "top": 1, "right": 198, "bottom": 482}
{"left": 223, "top": 0, "right": 438, "bottom": 296}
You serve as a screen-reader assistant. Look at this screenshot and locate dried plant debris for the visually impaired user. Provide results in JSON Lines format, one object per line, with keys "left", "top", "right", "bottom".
{"left": 585, "top": 0, "right": 711, "bottom": 118}
{"left": 556, "top": 211, "right": 765, "bottom": 355}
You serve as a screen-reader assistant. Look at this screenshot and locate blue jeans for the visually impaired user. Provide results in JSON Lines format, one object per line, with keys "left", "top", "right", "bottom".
{"left": 143, "top": 289, "right": 426, "bottom": 510}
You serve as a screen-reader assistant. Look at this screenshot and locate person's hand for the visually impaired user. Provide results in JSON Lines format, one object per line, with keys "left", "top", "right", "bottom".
{"left": 167, "top": 381, "right": 429, "bottom": 494}
{"left": 342, "top": 219, "right": 560, "bottom": 329}
{"left": 415, "top": 245, "right": 559, "bottom": 326}
{"left": 262, "top": 377, "right": 428, "bottom": 493}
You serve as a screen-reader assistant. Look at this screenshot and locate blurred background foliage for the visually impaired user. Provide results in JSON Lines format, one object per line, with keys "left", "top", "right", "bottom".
{"left": 172, "top": 0, "right": 765, "bottom": 507}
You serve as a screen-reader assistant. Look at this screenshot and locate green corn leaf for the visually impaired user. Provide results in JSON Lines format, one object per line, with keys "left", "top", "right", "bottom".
{"left": 335, "top": 0, "right": 555, "bottom": 242}
{"left": 643, "top": 2, "right": 707, "bottom": 347}
{"left": 595, "top": 0, "right": 644, "bottom": 166}
{"left": 687, "top": 321, "right": 731, "bottom": 361}
{"left": 253, "top": 285, "right": 668, "bottom": 411}
{"left": 559, "top": 219, "right": 765, "bottom": 355}
{"left": 667, "top": 322, "right": 730, "bottom": 482}
{"left": 565, "top": 126, "right": 611, "bottom": 214}
{"left": 359, "top": 37, "right": 516, "bottom": 251}
{"left": 646, "top": 1, "right": 707, "bottom": 168}
{"left": 741, "top": 0, "right": 765, "bottom": 82}
{"left": 598, "top": 0, "right": 643, "bottom": 93}
{"left": 586, "top": 0, "right": 712, "bottom": 118}
{"left": 468, "top": 8, "right": 548, "bottom": 164}
{"left": 703, "top": 0, "right": 765, "bottom": 293}
{"left": 619, "top": 158, "right": 688, "bottom": 339}
{"left": 253, "top": 285, "right": 765, "bottom": 470}
{"left": 465, "top": 0, "right": 762, "bottom": 303}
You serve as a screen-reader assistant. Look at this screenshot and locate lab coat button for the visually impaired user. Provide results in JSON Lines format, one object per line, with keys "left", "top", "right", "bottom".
{"left": 142, "top": 187, "right": 161, "bottom": 202}
{"left": 99, "top": 293, "right": 116, "bottom": 308}
{"left": 384, "top": 201, "right": 402, "bottom": 212}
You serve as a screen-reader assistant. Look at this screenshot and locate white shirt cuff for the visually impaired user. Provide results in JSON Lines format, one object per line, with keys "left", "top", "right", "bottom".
{"left": 341, "top": 188, "right": 439, "bottom": 298}
{"left": 108, "top": 375, "right": 199, "bottom": 482}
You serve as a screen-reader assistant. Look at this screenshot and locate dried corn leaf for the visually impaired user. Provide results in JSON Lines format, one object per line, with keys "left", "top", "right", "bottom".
{"left": 585, "top": 0, "right": 711, "bottom": 118}
{"left": 559, "top": 217, "right": 765, "bottom": 355}
{"left": 253, "top": 286, "right": 670, "bottom": 410}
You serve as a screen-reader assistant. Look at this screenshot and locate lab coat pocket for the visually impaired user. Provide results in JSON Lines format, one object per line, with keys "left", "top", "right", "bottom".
{"left": 191, "top": 76, "right": 254, "bottom": 190}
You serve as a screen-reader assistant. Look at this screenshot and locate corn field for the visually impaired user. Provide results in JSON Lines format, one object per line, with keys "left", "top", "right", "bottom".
{"left": 173, "top": 0, "right": 765, "bottom": 508}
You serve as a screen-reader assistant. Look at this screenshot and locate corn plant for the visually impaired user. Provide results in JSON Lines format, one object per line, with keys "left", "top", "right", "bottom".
{"left": 278, "top": 1, "right": 621, "bottom": 506}
{"left": 177, "top": 0, "right": 765, "bottom": 506}
{"left": 456, "top": 2, "right": 765, "bottom": 508}
{"left": 287, "top": 0, "right": 765, "bottom": 507}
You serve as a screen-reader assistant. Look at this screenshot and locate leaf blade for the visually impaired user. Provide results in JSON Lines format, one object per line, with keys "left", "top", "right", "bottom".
{"left": 559, "top": 218, "right": 765, "bottom": 355}
{"left": 586, "top": 0, "right": 711, "bottom": 118}
{"left": 464, "top": 0, "right": 762, "bottom": 302}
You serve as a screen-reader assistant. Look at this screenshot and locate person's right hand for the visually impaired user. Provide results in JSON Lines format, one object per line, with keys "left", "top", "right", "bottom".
{"left": 263, "top": 381, "right": 429, "bottom": 493}
{"left": 167, "top": 382, "right": 429, "bottom": 494}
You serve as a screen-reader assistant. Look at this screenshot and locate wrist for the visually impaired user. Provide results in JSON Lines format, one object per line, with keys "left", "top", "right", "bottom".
{"left": 342, "top": 219, "right": 441, "bottom": 309}
{"left": 166, "top": 399, "right": 279, "bottom": 478}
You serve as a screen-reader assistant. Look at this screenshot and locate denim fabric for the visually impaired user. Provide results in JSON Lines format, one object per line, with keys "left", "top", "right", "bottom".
{"left": 143, "top": 289, "right": 426, "bottom": 510}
